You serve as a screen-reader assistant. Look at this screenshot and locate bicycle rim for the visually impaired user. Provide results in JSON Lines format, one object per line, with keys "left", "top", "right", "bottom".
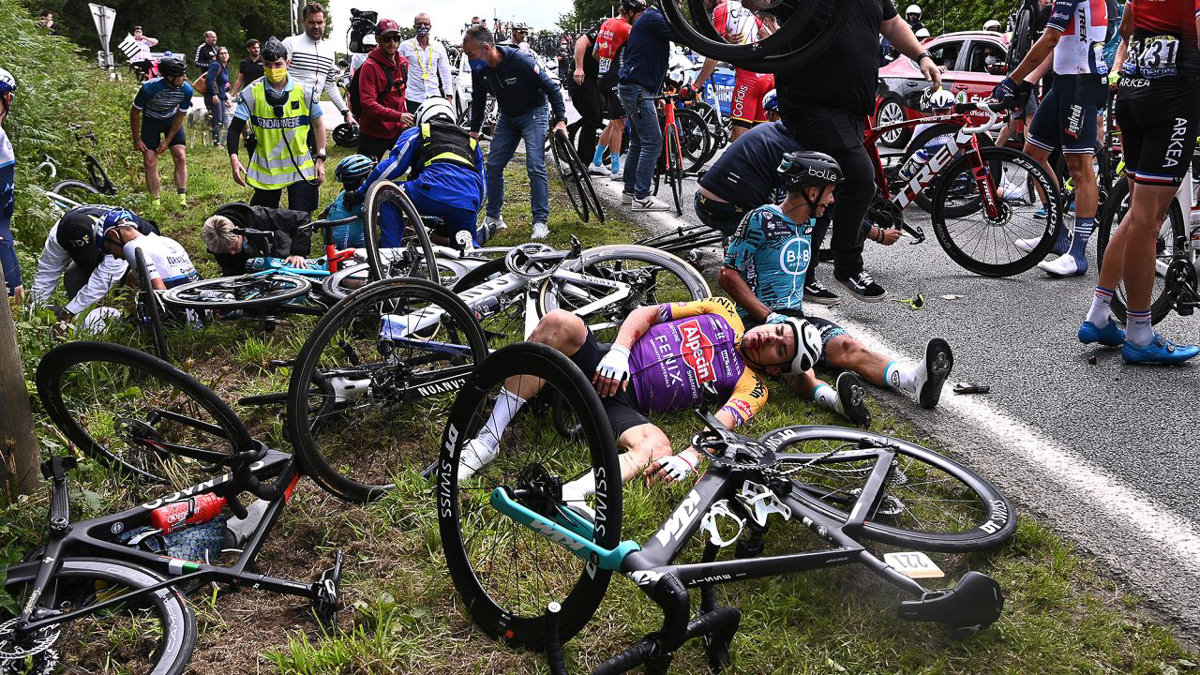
{"left": 362, "top": 180, "right": 441, "bottom": 284}
{"left": 161, "top": 274, "right": 311, "bottom": 310}
{"left": 676, "top": 108, "right": 712, "bottom": 175}
{"left": 135, "top": 248, "right": 170, "bottom": 361}
{"left": 1096, "top": 178, "right": 1185, "bottom": 325}
{"left": 287, "top": 277, "right": 488, "bottom": 501}
{"left": 438, "top": 344, "right": 621, "bottom": 649}
{"left": 763, "top": 425, "right": 1016, "bottom": 551}
{"left": 551, "top": 130, "right": 588, "bottom": 222}
{"left": 667, "top": 127, "right": 684, "bottom": 215}
{"left": 1, "top": 558, "right": 195, "bottom": 675}
{"left": 36, "top": 342, "right": 254, "bottom": 487}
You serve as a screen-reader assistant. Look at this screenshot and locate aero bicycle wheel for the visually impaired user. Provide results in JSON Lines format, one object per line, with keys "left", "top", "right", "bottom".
{"left": 36, "top": 341, "right": 253, "bottom": 487}
{"left": 362, "top": 180, "right": 440, "bottom": 285}
{"left": 1008, "top": 7, "right": 1034, "bottom": 69}
{"left": 287, "top": 277, "right": 488, "bottom": 502}
{"left": 931, "top": 146, "right": 1063, "bottom": 277}
{"left": 162, "top": 274, "right": 310, "bottom": 310}
{"left": 550, "top": 129, "right": 589, "bottom": 222}
{"left": 666, "top": 125, "right": 685, "bottom": 215}
{"left": 319, "top": 262, "right": 372, "bottom": 301}
{"left": 1095, "top": 178, "right": 1186, "bottom": 325}
{"left": 438, "top": 343, "right": 622, "bottom": 648}
{"left": 1, "top": 558, "right": 196, "bottom": 675}
{"left": 134, "top": 248, "right": 169, "bottom": 362}
{"left": 763, "top": 425, "right": 1016, "bottom": 551}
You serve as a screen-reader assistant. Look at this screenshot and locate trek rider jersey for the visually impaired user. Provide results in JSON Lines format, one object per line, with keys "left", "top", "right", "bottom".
{"left": 1045, "top": 0, "right": 1109, "bottom": 75}
{"left": 627, "top": 297, "right": 768, "bottom": 426}
{"left": 723, "top": 205, "right": 813, "bottom": 320}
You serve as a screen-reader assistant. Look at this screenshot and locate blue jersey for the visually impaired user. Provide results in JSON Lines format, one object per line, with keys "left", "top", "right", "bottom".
{"left": 360, "top": 125, "right": 486, "bottom": 213}
{"left": 326, "top": 191, "right": 365, "bottom": 249}
{"left": 722, "top": 205, "right": 813, "bottom": 320}
{"left": 0, "top": 124, "right": 18, "bottom": 295}
{"left": 133, "top": 77, "right": 194, "bottom": 120}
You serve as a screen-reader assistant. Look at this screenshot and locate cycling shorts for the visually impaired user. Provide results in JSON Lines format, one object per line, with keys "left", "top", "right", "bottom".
{"left": 602, "top": 81, "right": 625, "bottom": 120}
{"left": 140, "top": 115, "right": 186, "bottom": 149}
{"left": 1115, "top": 84, "right": 1200, "bottom": 187}
{"left": 1027, "top": 74, "right": 1107, "bottom": 154}
{"left": 570, "top": 330, "right": 653, "bottom": 440}
{"left": 729, "top": 70, "right": 775, "bottom": 127}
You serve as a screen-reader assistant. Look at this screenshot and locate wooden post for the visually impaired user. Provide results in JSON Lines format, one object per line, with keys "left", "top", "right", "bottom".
{"left": 0, "top": 257, "right": 39, "bottom": 498}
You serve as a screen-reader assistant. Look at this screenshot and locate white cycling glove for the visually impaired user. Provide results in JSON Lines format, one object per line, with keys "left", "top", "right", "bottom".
{"left": 653, "top": 451, "right": 700, "bottom": 483}
{"left": 596, "top": 344, "right": 631, "bottom": 384}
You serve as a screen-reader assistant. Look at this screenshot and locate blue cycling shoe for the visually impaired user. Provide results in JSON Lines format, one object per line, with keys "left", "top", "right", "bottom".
{"left": 1121, "top": 333, "right": 1200, "bottom": 364}
{"left": 1078, "top": 319, "right": 1125, "bottom": 347}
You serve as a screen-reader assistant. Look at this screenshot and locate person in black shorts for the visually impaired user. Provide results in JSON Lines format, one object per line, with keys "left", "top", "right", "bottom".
{"left": 569, "top": 19, "right": 606, "bottom": 165}
{"left": 130, "top": 56, "right": 191, "bottom": 207}
{"left": 1077, "top": 0, "right": 1200, "bottom": 364}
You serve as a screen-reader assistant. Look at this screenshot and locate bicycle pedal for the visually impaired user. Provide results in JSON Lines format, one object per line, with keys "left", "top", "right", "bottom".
{"left": 311, "top": 550, "right": 344, "bottom": 629}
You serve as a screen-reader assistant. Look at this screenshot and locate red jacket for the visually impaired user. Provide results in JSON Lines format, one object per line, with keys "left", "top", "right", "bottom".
{"left": 358, "top": 47, "right": 409, "bottom": 140}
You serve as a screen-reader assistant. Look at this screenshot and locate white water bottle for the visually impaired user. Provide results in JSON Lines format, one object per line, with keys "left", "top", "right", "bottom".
{"left": 1190, "top": 210, "right": 1200, "bottom": 250}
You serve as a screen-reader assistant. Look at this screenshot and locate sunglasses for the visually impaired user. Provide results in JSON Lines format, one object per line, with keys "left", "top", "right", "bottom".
{"left": 379, "top": 35, "right": 401, "bottom": 43}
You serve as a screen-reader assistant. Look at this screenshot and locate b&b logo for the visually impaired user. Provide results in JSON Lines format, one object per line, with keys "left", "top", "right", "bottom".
{"left": 679, "top": 319, "right": 716, "bottom": 383}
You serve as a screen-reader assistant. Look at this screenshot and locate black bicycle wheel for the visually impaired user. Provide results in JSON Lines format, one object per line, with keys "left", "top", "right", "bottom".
{"left": 900, "top": 124, "right": 995, "bottom": 216}
{"left": 666, "top": 125, "right": 684, "bottom": 215}
{"left": 134, "top": 248, "right": 169, "bottom": 362}
{"left": 537, "top": 244, "right": 711, "bottom": 343}
{"left": 762, "top": 425, "right": 1016, "bottom": 551}
{"left": 931, "top": 146, "right": 1063, "bottom": 277}
{"left": 550, "top": 129, "right": 589, "bottom": 222}
{"left": 287, "top": 277, "right": 488, "bottom": 502}
{"left": 35, "top": 341, "right": 254, "bottom": 487}
{"left": 438, "top": 343, "right": 622, "bottom": 649}
{"left": 1095, "top": 178, "right": 1186, "bottom": 325}
{"left": 362, "top": 180, "right": 440, "bottom": 285}
{"left": 675, "top": 107, "right": 712, "bottom": 175}
{"left": 1, "top": 558, "right": 195, "bottom": 675}
{"left": 161, "top": 274, "right": 310, "bottom": 310}
{"left": 319, "top": 263, "right": 372, "bottom": 301}
{"left": 51, "top": 179, "right": 104, "bottom": 204}
{"left": 1009, "top": 7, "right": 1033, "bottom": 69}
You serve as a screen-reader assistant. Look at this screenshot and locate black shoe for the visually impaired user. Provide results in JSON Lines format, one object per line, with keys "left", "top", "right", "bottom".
{"left": 918, "top": 338, "right": 953, "bottom": 409}
{"left": 834, "top": 270, "right": 888, "bottom": 303}
{"left": 803, "top": 280, "right": 840, "bottom": 306}
{"left": 818, "top": 248, "right": 835, "bottom": 263}
{"left": 835, "top": 371, "right": 871, "bottom": 427}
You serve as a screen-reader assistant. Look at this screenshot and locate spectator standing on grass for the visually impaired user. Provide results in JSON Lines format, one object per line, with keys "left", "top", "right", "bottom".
{"left": 0, "top": 68, "right": 21, "bottom": 304}
{"left": 195, "top": 31, "right": 218, "bottom": 72}
{"left": 463, "top": 25, "right": 567, "bottom": 240}
{"left": 284, "top": 2, "right": 357, "bottom": 136}
{"left": 400, "top": 13, "right": 454, "bottom": 114}
{"left": 130, "top": 26, "right": 158, "bottom": 79}
{"left": 206, "top": 46, "right": 231, "bottom": 147}
{"left": 130, "top": 56, "right": 191, "bottom": 208}
{"left": 617, "top": 1, "right": 678, "bottom": 212}
{"left": 356, "top": 19, "right": 412, "bottom": 160}
{"left": 230, "top": 39, "right": 264, "bottom": 99}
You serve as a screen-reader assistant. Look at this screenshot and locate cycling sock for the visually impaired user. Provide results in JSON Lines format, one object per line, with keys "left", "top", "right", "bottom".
{"left": 478, "top": 388, "right": 526, "bottom": 448}
{"left": 1067, "top": 217, "right": 1094, "bottom": 261}
{"left": 883, "top": 360, "right": 919, "bottom": 398}
{"left": 611, "top": 153, "right": 622, "bottom": 174}
{"left": 812, "top": 383, "right": 845, "bottom": 417}
{"left": 593, "top": 145, "right": 607, "bottom": 167}
{"left": 1086, "top": 286, "right": 1114, "bottom": 327}
{"left": 1127, "top": 308, "right": 1153, "bottom": 347}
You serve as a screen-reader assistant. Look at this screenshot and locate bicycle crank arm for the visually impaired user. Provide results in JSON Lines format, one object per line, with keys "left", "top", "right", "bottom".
{"left": 488, "top": 487, "right": 639, "bottom": 571}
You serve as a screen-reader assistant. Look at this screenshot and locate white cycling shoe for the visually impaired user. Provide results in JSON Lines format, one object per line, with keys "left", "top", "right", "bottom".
{"left": 1038, "top": 254, "right": 1087, "bottom": 277}
{"left": 457, "top": 438, "right": 499, "bottom": 481}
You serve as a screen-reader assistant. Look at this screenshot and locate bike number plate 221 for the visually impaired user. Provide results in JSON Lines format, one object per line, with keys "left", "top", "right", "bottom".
{"left": 884, "top": 551, "right": 945, "bottom": 579}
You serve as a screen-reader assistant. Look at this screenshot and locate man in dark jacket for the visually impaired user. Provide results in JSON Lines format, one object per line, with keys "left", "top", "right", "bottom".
{"left": 200, "top": 202, "right": 312, "bottom": 276}
{"left": 463, "top": 25, "right": 567, "bottom": 239}
{"left": 616, "top": 3, "right": 677, "bottom": 212}
{"left": 357, "top": 18, "right": 414, "bottom": 159}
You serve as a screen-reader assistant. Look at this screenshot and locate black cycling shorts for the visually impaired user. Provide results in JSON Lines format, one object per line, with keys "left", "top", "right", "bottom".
{"left": 569, "top": 330, "right": 651, "bottom": 440}
{"left": 1116, "top": 81, "right": 1200, "bottom": 187}
{"left": 1027, "top": 74, "right": 1107, "bottom": 155}
{"left": 602, "top": 83, "right": 624, "bottom": 120}
{"left": 141, "top": 115, "right": 186, "bottom": 149}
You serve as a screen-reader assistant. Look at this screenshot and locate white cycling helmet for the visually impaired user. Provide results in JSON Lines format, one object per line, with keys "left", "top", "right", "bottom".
{"left": 928, "top": 88, "right": 956, "bottom": 110}
{"left": 415, "top": 96, "right": 455, "bottom": 126}
{"left": 0, "top": 67, "right": 16, "bottom": 96}
{"left": 783, "top": 317, "right": 823, "bottom": 374}
{"left": 915, "top": 27, "right": 930, "bottom": 39}
{"left": 983, "top": 19, "right": 1001, "bottom": 31}
{"left": 906, "top": 4, "right": 922, "bottom": 18}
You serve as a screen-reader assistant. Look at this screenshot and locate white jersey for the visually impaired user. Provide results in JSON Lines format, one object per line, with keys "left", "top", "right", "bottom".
{"left": 282, "top": 33, "right": 350, "bottom": 113}
{"left": 1046, "top": 0, "right": 1109, "bottom": 75}
{"left": 713, "top": 0, "right": 762, "bottom": 45}
{"left": 123, "top": 234, "right": 198, "bottom": 288}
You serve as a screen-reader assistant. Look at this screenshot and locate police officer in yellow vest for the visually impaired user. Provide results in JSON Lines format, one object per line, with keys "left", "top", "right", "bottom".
{"left": 226, "top": 37, "right": 326, "bottom": 213}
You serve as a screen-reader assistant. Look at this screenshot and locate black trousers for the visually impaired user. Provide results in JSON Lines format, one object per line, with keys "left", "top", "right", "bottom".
{"left": 570, "top": 80, "right": 604, "bottom": 164}
{"left": 250, "top": 180, "right": 319, "bottom": 214}
{"left": 358, "top": 133, "right": 397, "bottom": 161}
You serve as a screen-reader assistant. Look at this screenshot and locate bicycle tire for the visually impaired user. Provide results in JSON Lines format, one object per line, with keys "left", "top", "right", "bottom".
{"left": 1, "top": 558, "right": 195, "bottom": 675}
{"left": 134, "top": 248, "right": 169, "bottom": 362}
{"left": 319, "top": 263, "right": 372, "bottom": 301}
{"left": 362, "top": 180, "right": 440, "bottom": 285}
{"left": 35, "top": 341, "right": 254, "bottom": 486}
{"left": 1009, "top": 8, "right": 1034, "bottom": 69}
{"left": 675, "top": 107, "right": 712, "bottom": 175}
{"left": 287, "top": 277, "right": 488, "bottom": 502}
{"left": 931, "top": 146, "right": 1063, "bottom": 277}
{"left": 762, "top": 425, "right": 1016, "bottom": 551}
{"left": 550, "top": 129, "right": 589, "bottom": 222}
{"left": 901, "top": 124, "right": 995, "bottom": 216}
{"left": 161, "top": 274, "right": 311, "bottom": 310}
{"left": 666, "top": 125, "right": 684, "bottom": 215}
{"left": 438, "top": 343, "right": 622, "bottom": 649}
{"left": 1095, "top": 178, "right": 1185, "bottom": 325}
{"left": 661, "top": 0, "right": 845, "bottom": 70}
{"left": 51, "top": 179, "right": 104, "bottom": 204}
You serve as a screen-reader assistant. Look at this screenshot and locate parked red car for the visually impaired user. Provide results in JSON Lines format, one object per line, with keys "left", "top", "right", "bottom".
{"left": 874, "top": 31, "right": 1010, "bottom": 147}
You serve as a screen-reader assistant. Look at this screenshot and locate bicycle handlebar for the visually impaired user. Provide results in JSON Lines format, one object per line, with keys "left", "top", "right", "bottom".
{"left": 954, "top": 100, "right": 1006, "bottom": 135}
{"left": 298, "top": 216, "right": 359, "bottom": 235}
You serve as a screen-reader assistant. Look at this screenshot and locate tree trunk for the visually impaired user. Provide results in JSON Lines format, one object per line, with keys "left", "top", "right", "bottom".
{"left": 0, "top": 257, "right": 40, "bottom": 498}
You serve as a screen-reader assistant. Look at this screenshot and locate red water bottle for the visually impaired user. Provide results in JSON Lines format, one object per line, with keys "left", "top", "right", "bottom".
{"left": 151, "top": 493, "right": 226, "bottom": 534}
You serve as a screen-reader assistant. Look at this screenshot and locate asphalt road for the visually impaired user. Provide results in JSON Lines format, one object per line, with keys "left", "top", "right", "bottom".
{"left": 581, "top": 142, "right": 1200, "bottom": 641}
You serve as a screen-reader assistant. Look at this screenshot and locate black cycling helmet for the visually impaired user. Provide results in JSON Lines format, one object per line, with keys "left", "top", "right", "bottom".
{"left": 260, "top": 36, "right": 287, "bottom": 62}
{"left": 620, "top": 0, "right": 649, "bottom": 12}
{"left": 777, "top": 151, "right": 843, "bottom": 191}
{"left": 158, "top": 57, "right": 186, "bottom": 78}
{"left": 332, "top": 123, "right": 360, "bottom": 147}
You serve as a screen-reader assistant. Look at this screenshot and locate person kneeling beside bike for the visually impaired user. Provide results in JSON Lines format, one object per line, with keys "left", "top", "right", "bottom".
{"left": 201, "top": 202, "right": 313, "bottom": 276}
{"left": 718, "top": 151, "right": 955, "bottom": 426}
{"left": 457, "top": 296, "right": 825, "bottom": 512}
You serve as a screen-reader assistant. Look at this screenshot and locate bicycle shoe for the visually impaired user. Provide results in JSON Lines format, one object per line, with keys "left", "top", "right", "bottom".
{"left": 1015, "top": 232, "right": 1069, "bottom": 255}
{"left": 457, "top": 437, "right": 500, "bottom": 481}
{"left": 1038, "top": 254, "right": 1087, "bottom": 277}
{"left": 835, "top": 371, "right": 871, "bottom": 428}
{"left": 1078, "top": 318, "right": 1125, "bottom": 347}
{"left": 1121, "top": 333, "right": 1200, "bottom": 365}
{"left": 917, "top": 338, "right": 954, "bottom": 409}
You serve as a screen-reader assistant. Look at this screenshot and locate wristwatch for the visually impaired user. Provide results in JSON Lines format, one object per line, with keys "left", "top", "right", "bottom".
{"left": 917, "top": 51, "right": 934, "bottom": 64}
{"left": 314, "top": 151, "right": 327, "bottom": 161}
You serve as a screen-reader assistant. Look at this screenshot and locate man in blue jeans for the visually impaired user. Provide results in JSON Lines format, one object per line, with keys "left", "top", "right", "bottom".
{"left": 463, "top": 25, "right": 568, "bottom": 240}
{"left": 617, "top": 0, "right": 676, "bottom": 212}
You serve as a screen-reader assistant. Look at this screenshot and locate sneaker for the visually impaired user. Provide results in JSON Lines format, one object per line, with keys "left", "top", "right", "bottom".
{"left": 483, "top": 215, "right": 508, "bottom": 233}
{"left": 1078, "top": 318, "right": 1125, "bottom": 347}
{"left": 835, "top": 371, "right": 871, "bottom": 428}
{"left": 803, "top": 280, "right": 841, "bottom": 306}
{"left": 1015, "top": 233, "right": 1069, "bottom": 255}
{"left": 1032, "top": 208, "right": 1048, "bottom": 220}
{"left": 477, "top": 221, "right": 501, "bottom": 246}
{"left": 1121, "top": 333, "right": 1200, "bottom": 364}
{"left": 610, "top": 167, "right": 623, "bottom": 179}
{"left": 621, "top": 192, "right": 634, "bottom": 205}
{"left": 457, "top": 437, "right": 499, "bottom": 481}
{"left": 632, "top": 196, "right": 670, "bottom": 212}
{"left": 531, "top": 222, "right": 550, "bottom": 239}
{"left": 588, "top": 164, "right": 611, "bottom": 177}
{"left": 178, "top": 194, "right": 188, "bottom": 207}
{"left": 917, "top": 337, "right": 954, "bottom": 409}
{"left": 833, "top": 270, "right": 887, "bottom": 303}
{"left": 1038, "top": 253, "right": 1087, "bottom": 277}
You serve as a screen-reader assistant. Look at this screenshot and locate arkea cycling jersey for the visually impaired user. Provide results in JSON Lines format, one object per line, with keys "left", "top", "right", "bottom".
{"left": 723, "top": 205, "right": 813, "bottom": 320}
{"left": 628, "top": 296, "right": 768, "bottom": 426}
{"left": 594, "top": 18, "right": 632, "bottom": 81}
{"left": 122, "top": 234, "right": 199, "bottom": 289}
{"left": 1045, "top": 0, "right": 1109, "bottom": 75}
{"left": 1120, "top": 0, "right": 1200, "bottom": 80}
{"left": 132, "top": 77, "right": 194, "bottom": 121}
